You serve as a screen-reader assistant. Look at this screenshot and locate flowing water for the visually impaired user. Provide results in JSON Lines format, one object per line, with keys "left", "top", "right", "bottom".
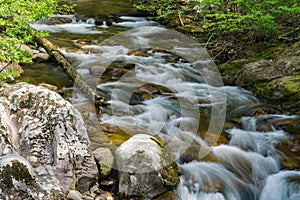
{"left": 28, "top": 0, "right": 300, "bottom": 199}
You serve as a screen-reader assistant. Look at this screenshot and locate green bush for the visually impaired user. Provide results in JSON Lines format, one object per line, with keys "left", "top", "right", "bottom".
{"left": 0, "top": 0, "right": 74, "bottom": 63}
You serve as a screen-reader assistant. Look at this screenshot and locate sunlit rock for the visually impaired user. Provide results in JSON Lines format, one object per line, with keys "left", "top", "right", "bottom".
{"left": 115, "top": 134, "right": 180, "bottom": 198}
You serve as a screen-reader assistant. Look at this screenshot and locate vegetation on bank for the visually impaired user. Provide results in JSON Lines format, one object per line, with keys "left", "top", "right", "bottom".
{"left": 134, "top": 0, "right": 299, "bottom": 60}
{"left": 0, "top": 0, "right": 74, "bottom": 82}
{"left": 0, "top": 0, "right": 73, "bottom": 63}
{"left": 135, "top": 0, "right": 299, "bottom": 41}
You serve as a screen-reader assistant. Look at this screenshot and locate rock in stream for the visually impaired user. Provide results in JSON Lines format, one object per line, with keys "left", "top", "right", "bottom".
{"left": 115, "top": 134, "right": 180, "bottom": 199}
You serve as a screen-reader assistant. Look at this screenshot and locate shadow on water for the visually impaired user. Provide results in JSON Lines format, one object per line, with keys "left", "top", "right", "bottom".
{"left": 21, "top": 59, "right": 73, "bottom": 88}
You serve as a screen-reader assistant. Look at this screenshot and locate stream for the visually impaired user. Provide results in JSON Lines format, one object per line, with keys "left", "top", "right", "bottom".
{"left": 27, "top": 0, "right": 300, "bottom": 199}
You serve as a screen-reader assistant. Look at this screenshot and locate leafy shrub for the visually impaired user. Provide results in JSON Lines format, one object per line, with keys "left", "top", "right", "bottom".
{"left": 0, "top": 0, "right": 74, "bottom": 63}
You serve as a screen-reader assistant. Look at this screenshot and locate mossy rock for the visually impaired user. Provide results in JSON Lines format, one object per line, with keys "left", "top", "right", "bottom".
{"left": 254, "top": 75, "right": 300, "bottom": 115}
{"left": 217, "top": 60, "right": 245, "bottom": 85}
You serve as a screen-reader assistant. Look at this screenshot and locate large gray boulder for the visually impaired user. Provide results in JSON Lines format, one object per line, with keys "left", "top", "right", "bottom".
{"left": 0, "top": 83, "right": 98, "bottom": 199}
{"left": 218, "top": 41, "right": 300, "bottom": 116}
{"left": 115, "top": 134, "right": 180, "bottom": 198}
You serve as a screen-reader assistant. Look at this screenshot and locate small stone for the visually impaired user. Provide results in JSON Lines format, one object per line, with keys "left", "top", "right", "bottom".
{"left": 128, "top": 50, "right": 151, "bottom": 57}
{"left": 100, "top": 179, "right": 114, "bottom": 187}
{"left": 33, "top": 53, "right": 50, "bottom": 62}
{"left": 93, "top": 148, "right": 114, "bottom": 178}
{"left": 95, "top": 189, "right": 114, "bottom": 200}
{"left": 90, "top": 65, "right": 106, "bottom": 76}
{"left": 153, "top": 191, "right": 177, "bottom": 200}
{"left": 39, "top": 83, "right": 58, "bottom": 91}
{"left": 67, "top": 190, "right": 83, "bottom": 200}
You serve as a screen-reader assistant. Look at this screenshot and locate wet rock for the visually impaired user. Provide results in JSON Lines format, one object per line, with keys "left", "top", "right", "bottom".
{"left": 129, "top": 84, "right": 174, "bottom": 105}
{"left": 95, "top": 15, "right": 107, "bottom": 26}
{"left": 106, "top": 16, "right": 114, "bottom": 26}
{"left": 123, "top": 63, "right": 135, "bottom": 70}
{"left": 49, "top": 16, "right": 73, "bottom": 24}
{"left": 153, "top": 191, "right": 177, "bottom": 200}
{"left": 95, "top": 189, "right": 114, "bottom": 200}
{"left": 38, "top": 82, "right": 58, "bottom": 91}
{"left": 36, "top": 16, "right": 73, "bottom": 25}
{"left": 115, "top": 134, "right": 180, "bottom": 198}
{"left": 33, "top": 52, "right": 50, "bottom": 62}
{"left": 128, "top": 50, "right": 151, "bottom": 57}
{"left": 91, "top": 65, "right": 132, "bottom": 80}
{"left": 130, "top": 84, "right": 160, "bottom": 104}
{"left": 100, "top": 179, "right": 114, "bottom": 187}
{"left": 90, "top": 65, "right": 107, "bottom": 76}
{"left": 0, "top": 83, "right": 98, "bottom": 199}
{"left": 93, "top": 148, "right": 114, "bottom": 179}
{"left": 99, "top": 67, "right": 134, "bottom": 83}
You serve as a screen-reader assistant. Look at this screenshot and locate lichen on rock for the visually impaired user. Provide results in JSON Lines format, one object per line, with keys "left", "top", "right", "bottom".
{"left": 0, "top": 82, "right": 98, "bottom": 199}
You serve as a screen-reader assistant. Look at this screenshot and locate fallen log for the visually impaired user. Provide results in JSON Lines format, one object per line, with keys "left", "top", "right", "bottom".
{"left": 35, "top": 36, "right": 107, "bottom": 111}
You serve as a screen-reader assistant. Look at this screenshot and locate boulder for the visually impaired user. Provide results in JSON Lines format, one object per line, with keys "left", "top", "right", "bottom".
{"left": 115, "top": 134, "right": 180, "bottom": 198}
{"left": 218, "top": 41, "right": 300, "bottom": 115}
{"left": 93, "top": 148, "right": 114, "bottom": 179}
{"left": 0, "top": 83, "right": 98, "bottom": 199}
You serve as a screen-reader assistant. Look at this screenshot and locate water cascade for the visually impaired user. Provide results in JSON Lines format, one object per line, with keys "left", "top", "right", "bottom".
{"left": 29, "top": 4, "right": 300, "bottom": 199}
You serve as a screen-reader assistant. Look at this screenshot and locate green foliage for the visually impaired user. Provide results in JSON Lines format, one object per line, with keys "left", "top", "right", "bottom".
{"left": 136, "top": 0, "right": 300, "bottom": 42}
{"left": 0, "top": 0, "right": 74, "bottom": 63}
{"left": 135, "top": 0, "right": 184, "bottom": 19}
{"left": 0, "top": 68, "right": 20, "bottom": 83}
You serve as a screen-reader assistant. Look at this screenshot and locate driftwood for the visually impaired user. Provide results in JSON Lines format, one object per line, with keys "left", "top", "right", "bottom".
{"left": 35, "top": 36, "right": 107, "bottom": 111}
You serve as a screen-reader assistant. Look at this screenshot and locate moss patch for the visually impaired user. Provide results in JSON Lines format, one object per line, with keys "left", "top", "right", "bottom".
{"left": 0, "top": 160, "right": 36, "bottom": 199}
{"left": 0, "top": 160, "right": 35, "bottom": 188}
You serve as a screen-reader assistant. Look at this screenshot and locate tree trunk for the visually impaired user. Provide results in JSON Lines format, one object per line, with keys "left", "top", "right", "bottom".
{"left": 35, "top": 37, "right": 107, "bottom": 112}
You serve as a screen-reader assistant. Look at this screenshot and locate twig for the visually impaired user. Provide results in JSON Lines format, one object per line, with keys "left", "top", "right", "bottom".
{"left": 213, "top": 42, "right": 228, "bottom": 60}
{"left": 205, "top": 33, "right": 215, "bottom": 49}
{"left": 178, "top": 13, "right": 184, "bottom": 26}
{"left": 0, "top": 61, "right": 11, "bottom": 74}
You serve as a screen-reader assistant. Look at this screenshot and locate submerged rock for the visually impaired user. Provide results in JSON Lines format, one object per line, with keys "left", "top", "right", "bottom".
{"left": 115, "top": 134, "right": 180, "bottom": 199}
{"left": 0, "top": 83, "right": 98, "bottom": 199}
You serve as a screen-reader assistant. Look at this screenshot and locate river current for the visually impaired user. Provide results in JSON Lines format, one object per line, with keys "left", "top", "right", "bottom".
{"left": 29, "top": 1, "right": 300, "bottom": 199}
